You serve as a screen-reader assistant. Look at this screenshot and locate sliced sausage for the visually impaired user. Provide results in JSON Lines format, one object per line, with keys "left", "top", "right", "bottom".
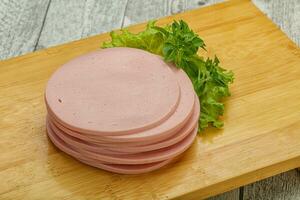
{"left": 45, "top": 47, "right": 180, "bottom": 135}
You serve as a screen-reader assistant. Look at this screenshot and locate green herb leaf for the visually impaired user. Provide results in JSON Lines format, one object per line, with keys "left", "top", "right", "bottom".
{"left": 102, "top": 20, "right": 234, "bottom": 131}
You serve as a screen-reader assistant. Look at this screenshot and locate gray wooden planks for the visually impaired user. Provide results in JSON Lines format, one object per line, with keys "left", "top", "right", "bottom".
{"left": 207, "top": 189, "right": 240, "bottom": 200}
{"left": 243, "top": 170, "right": 300, "bottom": 200}
{"left": 122, "top": 0, "right": 183, "bottom": 27}
{"left": 36, "top": 0, "right": 128, "bottom": 49}
{"left": 0, "top": 0, "right": 50, "bottom": 60}
{"left": 122, "top": 0, "right": 225, "bottom": 27}
{"left": 186, "top": 0, "right": 225, "bottom": 10}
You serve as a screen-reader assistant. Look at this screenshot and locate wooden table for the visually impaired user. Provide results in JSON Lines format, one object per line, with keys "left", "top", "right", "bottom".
{"left": 0, "top": 0, "right": 299, "bottom": 199}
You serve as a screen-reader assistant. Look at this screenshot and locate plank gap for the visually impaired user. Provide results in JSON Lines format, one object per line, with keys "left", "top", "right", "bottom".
{"left": 33, "top": 0, "right": 52, "bottom": 51}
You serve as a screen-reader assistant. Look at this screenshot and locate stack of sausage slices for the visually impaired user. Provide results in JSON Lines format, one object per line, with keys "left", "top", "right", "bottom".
{"left": 45, "top": 47, "right": 200, "bottom": 174}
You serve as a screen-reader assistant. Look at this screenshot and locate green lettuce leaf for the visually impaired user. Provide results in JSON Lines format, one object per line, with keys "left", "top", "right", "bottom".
{"left": 102, "top": 20, "right": 234, "bottom": 131}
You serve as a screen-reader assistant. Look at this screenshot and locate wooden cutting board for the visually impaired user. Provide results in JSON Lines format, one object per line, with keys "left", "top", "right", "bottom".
{"left": 1, "top": 0, "right": 299, "bottom": 199}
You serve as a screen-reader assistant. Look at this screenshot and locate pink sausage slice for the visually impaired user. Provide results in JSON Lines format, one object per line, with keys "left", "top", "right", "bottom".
{"left": 47, "top": 117, "right": 131, "bottom": 156}
{"left": 48, "top": 121, "right": 198, "bottom": 165}
{"left": 98, "top": 98, "right": 199, "bottom": 153}
{"left": 47, "top": 67, "right": 195, "bottom": 144}
{"left": 48, "top": 97, "right": 200, "bottom": 154}
{"left": 77, "top": 157, "right": 173, "bottom": 175}
{"left": 77, "top": 154, "right": 183, "bottom": 174}
{"left": 45, "top": 47, "right": 180, "bottom": 135}
{"left": 85, "top": 67, "right": 196, "bottom": 143}
{"left": 47, "top": 122, "right": 172, "bottom": 174}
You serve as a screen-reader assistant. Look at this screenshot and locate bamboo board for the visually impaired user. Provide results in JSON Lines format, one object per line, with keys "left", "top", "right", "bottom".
{"left": 0, "top": 0, "right": 299, "bottom": 199}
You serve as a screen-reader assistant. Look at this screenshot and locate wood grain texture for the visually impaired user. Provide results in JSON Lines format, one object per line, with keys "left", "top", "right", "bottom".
{"left": 0, "top": 0, "right": 50, "bottom": 60}
{"left": 121, "top": 1, "right": 240, "bottom": 199}
{"left": 0, "top": 0, "right": 299, "bottom": 200}
{"left": 36, "top": 0, "right": 128, "bottom": 49}
{"left": 1, "top": 1, "right": 300, "bottom": 199}
{"left": 243, "top": 170, "right": 300, "bottom": 200}
{"left": 123, "top": 0, "right": 184, "bottom": 27}
{"left": 243, "top": 1, "right": 300, "bottom": 199}
{"left": 253, "top": 0, "right": 300, "bottom": 46}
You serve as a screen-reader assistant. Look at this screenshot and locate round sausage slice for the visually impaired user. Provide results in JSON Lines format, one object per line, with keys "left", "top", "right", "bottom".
{"left": 47, "top": 117, "right": 131, "bottom": 155}
{"left": 48, "top": 119, "right": 198, "bottom": 165}
{"left": 77, "top": 157, "right": 173, "bottom": 174}
{"left": 47, "top": 121, "right": 173, "bottom": 174}
{"left": 77, "top": 154, "right": 183, "bottom": 174}
{"left": 48, "top": 97, "right": 199, "bottom": 154}
{"left": 47, "top": 121, "right": 195, "bottom": 174}
{"left": 47, "top": 67, "right": 195, "bottom": 144}
{"left": 45, "top": 47, "right": 180, "bottom": 135}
